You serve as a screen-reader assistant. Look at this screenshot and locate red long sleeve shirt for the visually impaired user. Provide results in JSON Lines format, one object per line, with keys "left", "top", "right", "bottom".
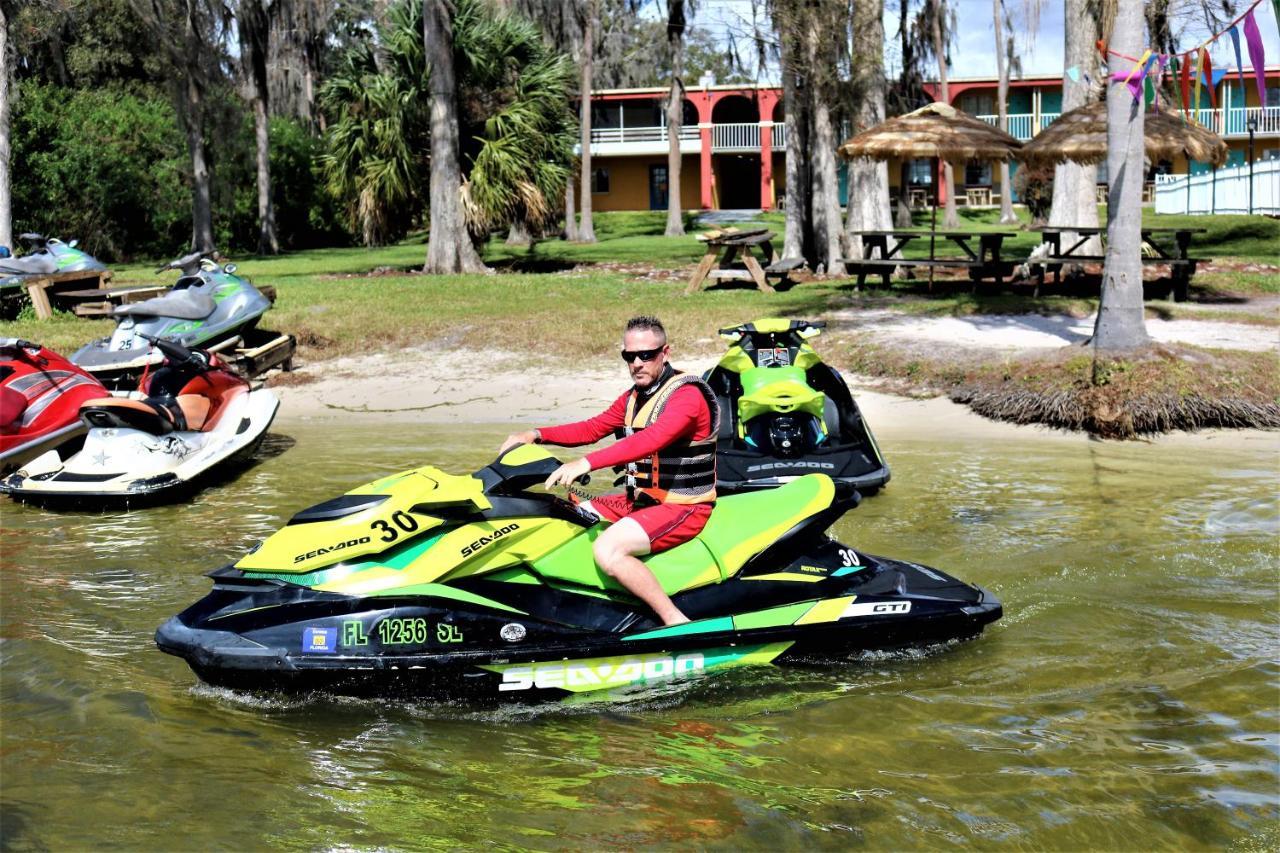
{"left": 538, "top": 384, "right": 713, "bottom": 470}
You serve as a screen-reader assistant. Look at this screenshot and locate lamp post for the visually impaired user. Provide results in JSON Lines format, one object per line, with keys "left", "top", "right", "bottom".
{"left": 1247, "top": 116, "right": 1257, "bottom": 215}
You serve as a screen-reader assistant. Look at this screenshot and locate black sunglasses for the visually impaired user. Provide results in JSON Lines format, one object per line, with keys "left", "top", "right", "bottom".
{"left": 621, "top": 347, "right": 664, "bottom": 363}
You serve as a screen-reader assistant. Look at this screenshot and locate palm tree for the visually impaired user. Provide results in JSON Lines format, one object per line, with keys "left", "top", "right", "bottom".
{"left": 321, "top": 0, "right": 576, "bottom": 255}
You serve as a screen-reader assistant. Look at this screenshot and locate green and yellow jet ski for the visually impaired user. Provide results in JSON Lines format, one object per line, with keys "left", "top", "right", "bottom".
{"left": 705, "top": 318, "right": 890, "bottom": 494}
{"left": 155, "top": 445, "right": 999, "bottom": 700}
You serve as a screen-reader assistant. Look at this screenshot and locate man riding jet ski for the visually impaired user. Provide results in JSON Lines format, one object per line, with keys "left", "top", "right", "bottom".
{"left": 2, "top": 336, "right": 278, "bottom": 506}
{"left": 502, "top": 316, "right": 717, "bottom": 627}
{"left": 705, "top": 319, "right": 890, "bottom": 495}
{"left": 155, "top": 319, "right": 1000, "bottom": 700}
{"left": 154, "top": 446, "right": 1001, "bottom": 700}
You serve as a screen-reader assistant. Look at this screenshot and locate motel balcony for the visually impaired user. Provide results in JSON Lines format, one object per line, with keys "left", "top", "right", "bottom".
{"left": 585, "top": 122, "right": 790, "bottom": 156}
{"left": 976, "top": 106, "right": 1280, "bottom": 141}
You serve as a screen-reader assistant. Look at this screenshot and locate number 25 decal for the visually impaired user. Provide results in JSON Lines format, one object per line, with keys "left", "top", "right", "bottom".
{"left": 370, "top": 511, "right": 420, "bottom": 542}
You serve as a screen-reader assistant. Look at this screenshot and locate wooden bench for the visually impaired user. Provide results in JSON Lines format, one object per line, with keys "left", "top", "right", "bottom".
{"left": 1032, "top": 255, "right": 1206, "bottom": 301}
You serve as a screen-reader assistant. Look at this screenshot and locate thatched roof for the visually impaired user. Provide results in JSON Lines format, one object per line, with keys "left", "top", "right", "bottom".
{"left": 837, "top": 102, "right": 1023, "bottom": 163}
{"left": 1019, "top": 101, "right": 1229, "bottom": 168}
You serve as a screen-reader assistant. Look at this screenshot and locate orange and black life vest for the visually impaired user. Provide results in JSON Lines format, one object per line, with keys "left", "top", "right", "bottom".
{"left": 618, "top": 368, "right": 720, "bottom": 505}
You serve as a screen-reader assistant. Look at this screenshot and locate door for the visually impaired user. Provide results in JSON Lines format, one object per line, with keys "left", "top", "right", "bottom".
{"left": 649, "top": 165, "right": 669, "bottom": 210}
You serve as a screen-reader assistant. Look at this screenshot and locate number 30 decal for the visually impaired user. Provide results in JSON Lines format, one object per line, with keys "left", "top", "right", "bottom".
{"left": 370, "top": 511, "right": 420, "bottom": 542}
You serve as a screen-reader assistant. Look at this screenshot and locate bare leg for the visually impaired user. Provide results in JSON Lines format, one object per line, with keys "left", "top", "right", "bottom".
{"left": 592, "top": 518, "right": 690, "bottom": 626}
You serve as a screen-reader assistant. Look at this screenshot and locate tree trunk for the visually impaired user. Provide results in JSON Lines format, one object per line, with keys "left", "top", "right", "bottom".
{"left": 423, "top": 0, "right": 489, "bottom": 273}
{"left": 894, "top": 0, "right": 915, "bottom": 229}
{"left": 664, "top": 0, "right": 685, "bottom": 237}
{"left": 844, "top": 0, "right": 891, "bottom": 258}
{"left": 563, "top": 172, "right": 578, "bottom": 240}
{"left": 993, "top": 0, "right": 1017, "bottom": 224}
{"left": 0, "top": 4, "right": 11, "bottom": 249}
{"left": 506, "top": 219, "right": 533, "bottom": 246}
{"left": 252, "top": 96, "right": 278, "bottom": 253}
{"left": 576, "top": 2, "right": 597, "bottom": 243}
{"left": 781, "top": 44, "right": 809, "bottom": 261}
{"left": 184, "top": 73, "right": 215, "bottom": 252}
{"left": 811, "top": 98, "right": 843, "bottom": 273}
{"left": 241, "top": 0, "right": 278, "bottom": 254}
{"left": 930, "top": 1, "right": 958, "bottom": 229}
{"left": 1092, "top": 1, "right": 1149, "bottom": 352}
{"left": 664, "top": 82, "right": 684, "bottom": 236}
{"left": 1049, "top": 0, "right": 1101, "bottom": 254}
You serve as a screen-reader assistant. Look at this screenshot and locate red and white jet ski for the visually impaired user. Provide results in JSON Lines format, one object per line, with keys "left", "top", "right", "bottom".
{"left": 1, "top": 339, "right": 107, "bottom": 475}
{"left": 2, "top": 336, "right": 279, "bottom": 506}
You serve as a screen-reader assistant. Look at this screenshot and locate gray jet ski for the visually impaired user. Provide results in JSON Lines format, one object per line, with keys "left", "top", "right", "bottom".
{"left": 0, "top": 233, "right": 107, "bottom": 289}
{"left": 70, "top": 250, "right": 272, "bottom": 388}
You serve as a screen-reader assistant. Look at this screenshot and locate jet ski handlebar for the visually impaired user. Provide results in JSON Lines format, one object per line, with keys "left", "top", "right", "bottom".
{"left": 139, "top": 334, "right": 210, "bottom": 370}
{"left": 157, "top": 249, "right": 217, "bottom": 275}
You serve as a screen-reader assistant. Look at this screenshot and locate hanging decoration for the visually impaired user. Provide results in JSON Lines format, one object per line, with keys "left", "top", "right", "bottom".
{"left": 1242, "top": 8, "right": 1267, "bottom": 105}
{"left": 1097, "top": 0, "right": 1277, "bottom": 110}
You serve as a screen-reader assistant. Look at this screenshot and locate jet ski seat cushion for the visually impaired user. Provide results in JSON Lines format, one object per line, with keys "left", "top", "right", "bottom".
{"left": 79, "top": 397, "right": 176, "bottom": 435}
{"left": 114, "top": 290, "right": 216, "bottom": 321}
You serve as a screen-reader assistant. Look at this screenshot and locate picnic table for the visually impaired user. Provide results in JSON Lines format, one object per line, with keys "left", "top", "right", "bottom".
{"left": 1031, "top": 226, "right": 1208, "bottom": 301}
{"left": 686, "top": 229, "right": 803, "bottom": 294}
{"left": 841, "top": 229, "right": 1019, "bottom": 289}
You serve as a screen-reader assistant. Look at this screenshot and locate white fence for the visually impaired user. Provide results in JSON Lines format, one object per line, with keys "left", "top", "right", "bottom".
{"left": 1154, "top": 159, "right": 1280, "bottom": 215}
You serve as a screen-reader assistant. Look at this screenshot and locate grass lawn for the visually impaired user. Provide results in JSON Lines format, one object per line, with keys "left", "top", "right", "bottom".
{"left": 3, "top": 209, "right": 1275, "bottom": 367}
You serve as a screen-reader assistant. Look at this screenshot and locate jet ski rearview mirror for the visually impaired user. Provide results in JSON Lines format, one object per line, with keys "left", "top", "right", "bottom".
{"left": 223, "top": 263, "right": 238, "bottom": 274}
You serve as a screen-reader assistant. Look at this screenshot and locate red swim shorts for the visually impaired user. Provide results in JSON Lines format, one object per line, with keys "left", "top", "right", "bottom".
{"left": 586, "top": 493, "right": 713, "bottom": 553}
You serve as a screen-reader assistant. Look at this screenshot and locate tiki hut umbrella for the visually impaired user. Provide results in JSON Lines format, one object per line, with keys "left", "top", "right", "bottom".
{"left": 1018, "top": 101, "right": 1229, "bottom": 170}
{"left": 838, "top": 102, "right": 1023, "bottom": 271}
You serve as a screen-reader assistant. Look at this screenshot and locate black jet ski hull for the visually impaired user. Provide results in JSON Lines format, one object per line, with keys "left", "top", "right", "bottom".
{"left": 155, "top": 550, "right": 1000, "bottom": 701}
{"left": 715, "top": 445, "right": 891, "bottom": 495}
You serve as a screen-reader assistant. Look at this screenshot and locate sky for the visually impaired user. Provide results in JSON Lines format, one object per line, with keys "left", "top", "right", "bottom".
{"left": 692, "top": 0, "right": 1280, "bottom": 84}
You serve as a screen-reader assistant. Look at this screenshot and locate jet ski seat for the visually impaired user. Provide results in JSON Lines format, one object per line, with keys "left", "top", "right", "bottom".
{"left": 79, "top": 397, "right": 177, "bottom": 435}
{"left": 534, "top": 475, "right": 838, "bottom": 595}
{"left": 114, "top": 290, "right": 216, "bottom": 321}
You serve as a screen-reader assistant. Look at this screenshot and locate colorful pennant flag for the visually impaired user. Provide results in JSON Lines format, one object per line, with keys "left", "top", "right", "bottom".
{"left": 1242, "top": 9, "right": 1267, "bottom": 106}
{"left": 1202, "top": 50, "right": 1215, "bottom": 109}
{"left": 1229, "top": 26, "right": 1248, "bottom": 97}
{"left": 1192, "top": 50, "right": 1204, "bottom": 119}
{"left": 1179, "top": 52, "right": 1192, "bottom": 118}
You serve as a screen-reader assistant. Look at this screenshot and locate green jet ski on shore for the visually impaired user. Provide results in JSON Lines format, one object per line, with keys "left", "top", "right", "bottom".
{"left": 156, "top": 445, "right": 1000, "bottom": 701}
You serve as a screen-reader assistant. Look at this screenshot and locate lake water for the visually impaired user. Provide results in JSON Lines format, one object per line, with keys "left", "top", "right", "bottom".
{"left": 2, "top": 423, "right": 1277, "bottom": 849}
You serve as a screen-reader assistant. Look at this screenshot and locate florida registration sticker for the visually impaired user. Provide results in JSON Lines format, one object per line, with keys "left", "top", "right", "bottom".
{"left": 302, "top": 627, "right": 336, "bottom": 653}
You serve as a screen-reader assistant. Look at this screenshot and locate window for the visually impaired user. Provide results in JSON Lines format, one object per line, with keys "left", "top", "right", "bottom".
{"left": 907, "top": 159, "right": 933, "bottom": 185}
{"left": 1267, "top": 86, "right": 1280, "bottom": 108}
{"left": 964, "top": 161, "right": 992, "bottom": 186}
{"left": 960, "top": 93, "right": 996, "bottom": 117}
{"left": 591, "top": 168, "right": 610, "bottom": 194}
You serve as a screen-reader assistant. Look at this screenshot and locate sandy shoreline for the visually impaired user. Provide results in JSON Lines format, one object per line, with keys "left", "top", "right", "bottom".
{"left": 267, "top": 344, "right": 1279, "bottom": 453}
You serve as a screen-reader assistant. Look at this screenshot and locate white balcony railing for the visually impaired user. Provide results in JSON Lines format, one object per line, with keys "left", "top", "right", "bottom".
{"left": 588, "top": 125, "right": 698, "bottom": 145}
{"left": 772, "top": 124, "right": 787, "bottom": 149}
{"left": 977, "top": 113, "right": 1034, "bottom": 140}
{"left": 1040, "top": 112, "right": 1060, "bottom": 130}
{"left": 712, "top": 123, "right": 760, "bottom": 150}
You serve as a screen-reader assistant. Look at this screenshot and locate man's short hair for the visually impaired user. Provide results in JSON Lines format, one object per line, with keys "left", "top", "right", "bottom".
{"left": 625, "top": 316, "right": 667, "bottom": 343}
